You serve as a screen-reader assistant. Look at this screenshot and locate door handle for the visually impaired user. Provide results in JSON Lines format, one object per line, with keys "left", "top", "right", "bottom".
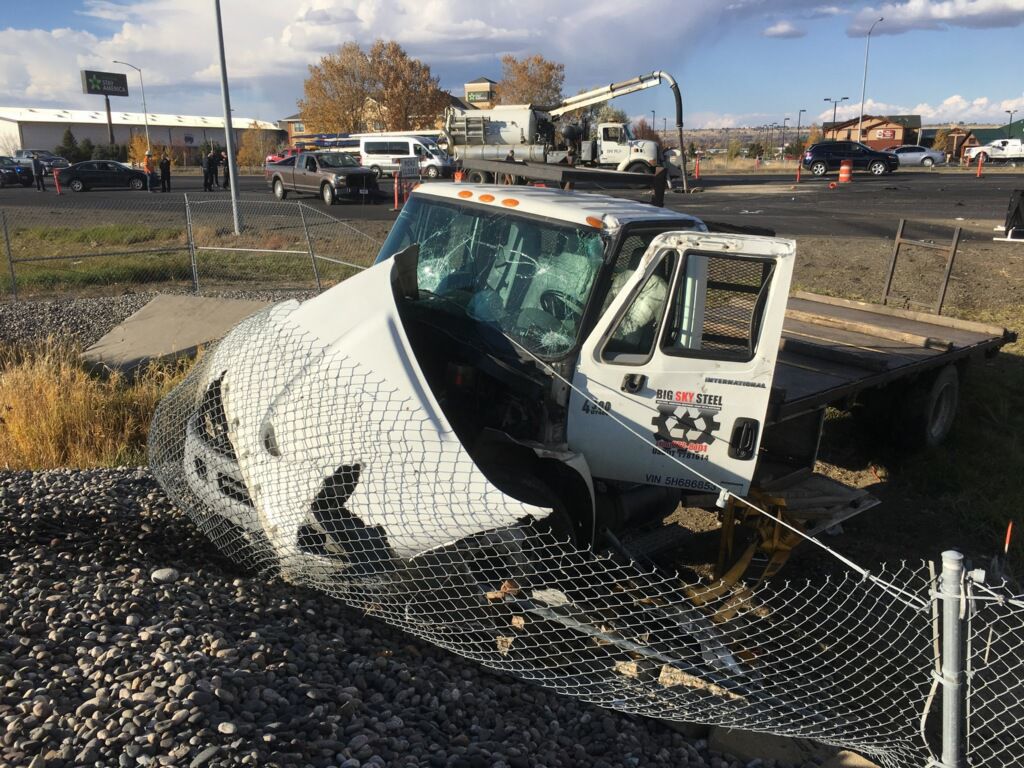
{"left": 728, "top": 418, "right": 760, "bottom": 460}
{"left": 621, "top": 373, "right": 647, "bottom": 394}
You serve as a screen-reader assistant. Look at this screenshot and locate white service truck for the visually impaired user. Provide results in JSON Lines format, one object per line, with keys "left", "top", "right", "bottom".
{"left": 444, "top": 72, "right": 686, "bottom": 183}
{"left": 965, "top": 138, "right": 1024, "bottom": 163}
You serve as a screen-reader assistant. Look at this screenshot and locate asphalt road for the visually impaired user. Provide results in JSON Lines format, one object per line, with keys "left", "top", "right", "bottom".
{"left": 1, "top": 169, "right": 1021, "bottom": 237}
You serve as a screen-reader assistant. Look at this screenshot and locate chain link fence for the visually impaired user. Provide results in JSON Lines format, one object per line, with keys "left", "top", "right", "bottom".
{"left": 0, "top": 195, "right": 384, "bottom": 300}
{"left": 147, "top": 297, "right": 1024, "bottom": 768}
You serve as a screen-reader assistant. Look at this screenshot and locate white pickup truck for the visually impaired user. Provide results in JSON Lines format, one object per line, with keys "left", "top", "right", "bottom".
{"left": 965, "top": 138, "right": 1024, "bottom": 163}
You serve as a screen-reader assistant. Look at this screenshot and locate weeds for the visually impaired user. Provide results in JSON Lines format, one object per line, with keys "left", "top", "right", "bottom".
{"left": 0, "top": 340, "right": 192, "bottom": 469}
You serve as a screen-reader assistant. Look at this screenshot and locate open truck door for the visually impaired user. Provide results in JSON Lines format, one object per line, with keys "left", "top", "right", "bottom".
{"left": 568, "top": 232, "right": 795, "bottom": 496}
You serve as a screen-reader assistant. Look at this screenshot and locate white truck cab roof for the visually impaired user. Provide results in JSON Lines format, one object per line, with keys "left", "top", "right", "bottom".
{"left": 413, "top": 183, "right": 705, "bottom": 232}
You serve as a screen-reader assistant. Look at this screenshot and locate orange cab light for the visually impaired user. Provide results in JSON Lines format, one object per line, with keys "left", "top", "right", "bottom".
{"left": 501, "top": 198, "right": 519, "bottom": 207}
{"left": 585, "top": 216, "right": 604, "bottom": 228}
{"left": 479, "top": 193, "right": 495, "bottom": 202}
{"left": 457, "top": 190, "right": 473, "bottom": 198}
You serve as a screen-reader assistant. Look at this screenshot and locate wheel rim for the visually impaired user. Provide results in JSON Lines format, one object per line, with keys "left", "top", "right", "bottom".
{"left": 371, "top": 166, "right": 382, "bottom": 179}
{"left": 426, "top": 167, "right": 439, "bottom": 178}
{"left": 871, "top": 163, "right": 885, "bottom": 175}
{"left": 71, "top": 180, "right": 83, "bottom": 191}
{"left": 275, "top": 181, "right": 283, "bottom": 198}
{"left": 928, "top": 383, "right": 956, "bottom": 442}
{"left": 812, "top": 163, "right": 826, "bottom": 176}
{"left": 322, "top": 186, "right": 333, "bottom": 204}
{"left": 923, "top": 158, "right": 933, "bottom": 167}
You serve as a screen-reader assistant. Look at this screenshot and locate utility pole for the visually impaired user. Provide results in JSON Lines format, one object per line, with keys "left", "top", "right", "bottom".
{"left": 795, "top": 108, "right": 806, "bottom": 152}
{"left": 781, "top": 117, "right": 789, "bottom": 157}
{"left": 214, "top": 0, "right": 241, "bottom": 235}
{"left": 1007, "top": 109, "right": 1018, "bottom": 139}
{"left": 857, "top": 17, "right": 884, "bottom": 143}
{"left": 113, "top": 60, "right": 150, "bottom": 151}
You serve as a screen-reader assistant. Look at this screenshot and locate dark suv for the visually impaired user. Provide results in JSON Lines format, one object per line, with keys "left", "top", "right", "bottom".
{"left": 802, "top": 141, "right": 899, "bottom": 176}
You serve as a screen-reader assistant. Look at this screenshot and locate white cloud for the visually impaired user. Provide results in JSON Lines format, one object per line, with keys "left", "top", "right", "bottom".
{"left": 763, "top": 20, "right": 807, "bottom": 36}
{"left": 849, "top": 0, "right": 1024, "bottom": 35}
{"left": 817, "top": 93, "right": 1024, "bottom": 124}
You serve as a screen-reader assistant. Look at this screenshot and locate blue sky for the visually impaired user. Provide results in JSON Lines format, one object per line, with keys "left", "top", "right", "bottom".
{"left": 1, "top": 0, "right": 1022, "bottom": 128}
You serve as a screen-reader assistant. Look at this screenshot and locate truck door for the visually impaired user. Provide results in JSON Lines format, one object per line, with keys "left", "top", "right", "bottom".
{"left": 567, "top": 231, "right": 795, "bottom": 496}
{"left": 298, "top": 155, "right": 319, "bottom": 191}
{"left": 598, "top": 124, "right": 629, "bottom": 167}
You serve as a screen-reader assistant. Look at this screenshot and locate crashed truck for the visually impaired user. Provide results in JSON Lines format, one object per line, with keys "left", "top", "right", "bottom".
{"left": 150, "top": 182, "right": 1013, "bottom": 596}
{"left": 443, "top": 71, "right": 686, "bottom": 183}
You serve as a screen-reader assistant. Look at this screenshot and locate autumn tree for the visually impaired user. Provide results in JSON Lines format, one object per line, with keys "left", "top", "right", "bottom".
{"left": 804, "top": 124, "right": 822, "bottom": 146}
{"left": 299, "top": 42, "right": 374, "bottom": 134}
{"left": 496, "top": 54, "right": 564, "bottom": 106}
{"left": 237, "top": 127, "right": 279, "bottom": 168}
{"left": 931, "top": 128, "right": 949, "bottom": 153}
{"left": 632, "top": 118, "right": 659, "bottom": 141}
{"left": 299, "top": 40, "right": 448, "bottom": 134}
{"left": 367, "top": 40, "right": 450, "bottom": 131}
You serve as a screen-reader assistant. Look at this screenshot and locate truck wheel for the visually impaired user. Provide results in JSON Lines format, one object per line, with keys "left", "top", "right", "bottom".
{"left": 900, "top": 366, "right": 960, "bottom": 449}
{"left": 465, "top": 170, "right": 491, "bottom": 184}
{"left": 425, "top": 166, "right": 440, "bottom": 179}
{"left": 810, "top": 161, "right": 827, "bottom": 176}
{"left": 273, "top": 179, "right": 287, "bottom": 200}
{"left": 869, "top": 160, "right": 887, "bottom": 175}
{"left": 626, "top": 162, "right": 652, "bottom": 174}
{"left": 321, "top": 184, "right": 335, "bottom": 205}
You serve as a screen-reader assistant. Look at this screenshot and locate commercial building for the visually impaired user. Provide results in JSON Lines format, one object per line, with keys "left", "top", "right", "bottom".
{"left": 0, "top": 107, "right": 281, "bottom": 160}
{"left": 463, "top": 77, "right": 496, "bottom": 109}
{"left": 822, "top": 115, "right": 921, "bottom": 148}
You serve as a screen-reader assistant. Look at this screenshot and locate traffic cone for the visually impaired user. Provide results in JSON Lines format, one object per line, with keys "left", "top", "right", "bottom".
{"left": 976, "top": 155, "right": 984, "bottom": 178}
{"left": 453, "top": 169, "right": 464, "bottom": 183}
{"left": 694, "top": 156, "right": 701, "bottom": 180}
{"left": 838, "top": 160, "right": 853, "bottom": 183}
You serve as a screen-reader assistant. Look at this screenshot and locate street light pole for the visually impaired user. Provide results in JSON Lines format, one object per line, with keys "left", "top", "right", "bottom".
{"left": 857, "top": 17, "right": 884, "bottom": 143}
{"left": 214, "top": 0, "right": 241, "bottom": 235}
{"left": 1007, "top": 109, "right": 1018, "bottom": 139}
{"left": 781, "top": 117, "right": 789, "bottom": 157}
{"left": 824, "top": 96, "right": 849, "bottom": 138}
{"left": 796, "top": 108, "right": 806, "bottom": 151}
{"left": 113, "top": 60, "right": 150, "bottom": 151}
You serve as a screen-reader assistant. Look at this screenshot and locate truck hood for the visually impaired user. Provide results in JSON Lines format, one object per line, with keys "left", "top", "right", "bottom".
{"left": 150, "top": 259, "right": 551, "bottom": 571}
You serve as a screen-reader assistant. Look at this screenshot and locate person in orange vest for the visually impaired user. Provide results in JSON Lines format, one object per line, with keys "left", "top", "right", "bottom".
{"left": 143, "top": 151, "right": 156, "bottom": 192}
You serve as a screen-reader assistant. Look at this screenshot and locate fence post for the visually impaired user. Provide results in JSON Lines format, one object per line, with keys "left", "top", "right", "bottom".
{"left": 183, "top": 194, "right": 200, "bottom": 294}
{"left": 940, "top": 550, "right": 966, "bottom": 768}
{"left": 298, "top": 203, "right": 323, "bottom": 293}
{"left": 1, "top": 210, "right": 16, "bottom": 302}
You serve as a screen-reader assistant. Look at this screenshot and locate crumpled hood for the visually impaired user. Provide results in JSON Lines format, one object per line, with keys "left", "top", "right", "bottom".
{"left": 162, "top": 259, "right": 550, "bottom": 567}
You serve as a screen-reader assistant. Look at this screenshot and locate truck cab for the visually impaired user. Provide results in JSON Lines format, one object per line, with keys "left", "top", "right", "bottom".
{"left": 966, "top": 138, "right": 1024, "bottom": 162}
{"left": 374, "top": 184, "right": 793, "bottom": 535}
{"left": 590, "top": 121, "right": 663, "bottom": 173}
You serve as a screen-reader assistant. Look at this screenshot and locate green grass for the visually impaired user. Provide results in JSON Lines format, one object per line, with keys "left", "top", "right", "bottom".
{"left": 24, "top": 224, "right": 184, "bottom": 247}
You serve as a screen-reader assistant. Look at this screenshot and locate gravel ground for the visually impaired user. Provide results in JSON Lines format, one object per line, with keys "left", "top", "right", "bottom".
{"left": 0, "top": 291, "right": 316, "bottom": 349}
{"left": 0, "top": 467, "right": 768, "bottom": 768}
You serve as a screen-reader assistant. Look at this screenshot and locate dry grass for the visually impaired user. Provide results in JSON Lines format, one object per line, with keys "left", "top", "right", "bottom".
{"left": 0, "top": 340, "right": 193, "bottom": 470}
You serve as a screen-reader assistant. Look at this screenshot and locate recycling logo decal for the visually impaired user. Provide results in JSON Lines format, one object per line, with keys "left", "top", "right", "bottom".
{"left": 652, "top": 404, "right": 721, "bottom": 446}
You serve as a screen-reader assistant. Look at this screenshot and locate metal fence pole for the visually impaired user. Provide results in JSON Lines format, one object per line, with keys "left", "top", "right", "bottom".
{"left": 1, "top": 210, "right": 15, "bottom": 301}
{"left": 183, "top": 194, "right": 200, "bottom": 294}
{"left": 298, "top": 203, "right": 322, "bottom": 293}
{"left": 940, "top": 550, "right": 966, "bottom": 768}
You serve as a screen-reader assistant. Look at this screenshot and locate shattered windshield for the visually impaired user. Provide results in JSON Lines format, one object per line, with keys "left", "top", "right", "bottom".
{"left": 377, "top": 196, "right": 606, "bottom": 358}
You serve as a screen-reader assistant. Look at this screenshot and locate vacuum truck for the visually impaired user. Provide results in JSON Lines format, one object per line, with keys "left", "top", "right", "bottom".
{"left": 443, "top": 71, "right": 688, "bottom": 183}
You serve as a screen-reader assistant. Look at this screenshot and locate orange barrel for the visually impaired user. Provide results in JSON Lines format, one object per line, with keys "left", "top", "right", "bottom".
{"left": 453, "top": 169, "right": 464, "bottom": 183}
{"left": 838, "top": 159, "right": 853, "bottom": 183}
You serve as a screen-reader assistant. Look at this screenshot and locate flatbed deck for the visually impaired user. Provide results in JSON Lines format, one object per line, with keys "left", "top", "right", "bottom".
{"left": 768, "top": 291, "right": 1015, "bottom": 423}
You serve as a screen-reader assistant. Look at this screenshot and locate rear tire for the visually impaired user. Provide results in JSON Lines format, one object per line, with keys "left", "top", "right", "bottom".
{"left": 425, "top": 166, "right": 440, "bottom": 179}
{"left": 922, "top": 157, "right": 934, "bottom": 168}
{"left": 465, "top": 169, "right": 491, "bottom": 184}
{"left": 810, "top": 161, "right": 827, "bottom": 176}
{"left": 370, "top": 165, "right": 383, "bottom": 179}
{"left": 69, "top": 179, "right": 84, "bottom": 192}
{"left": 898, "top": 366, "right": 960, "bottom": 449}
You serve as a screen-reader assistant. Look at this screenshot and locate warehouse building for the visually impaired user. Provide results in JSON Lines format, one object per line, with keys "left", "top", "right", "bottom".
{"left": 0, "top": 107, "right": 281, "bottom": 159}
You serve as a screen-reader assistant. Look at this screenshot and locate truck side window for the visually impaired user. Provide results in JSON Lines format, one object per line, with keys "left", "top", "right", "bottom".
{"left": 602, "top": 126, "right": 622, "bottom": 143}
{"left": 661, "top": 252, "right": 774, "bottom": 362}
{"left": 601, "top": 251, "right": 675, "bottom": 363}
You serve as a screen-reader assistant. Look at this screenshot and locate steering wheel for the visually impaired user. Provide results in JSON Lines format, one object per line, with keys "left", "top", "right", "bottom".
{"left": 540, "top": 290, "right": 582, "bottom": 322}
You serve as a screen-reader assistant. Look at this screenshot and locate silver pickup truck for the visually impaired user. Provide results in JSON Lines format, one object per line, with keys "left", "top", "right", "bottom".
{"left": 266, "top": 151, "right": 378, "bottom": 205}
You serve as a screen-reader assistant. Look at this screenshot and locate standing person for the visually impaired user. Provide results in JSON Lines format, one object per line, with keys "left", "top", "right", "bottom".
{"left": 210, "top": 150, "right": 221, "bottom": 188}
{"left": 31, "top": 153, "right": 45, "bottom": 191}
{"left": 159, "top": 153, "right": 171, "bottom": 193}
{"left": 201, "top": 151, "right": 212, "bottom": 191}
{"left": 220, "top": 151, "right": 230, "bottom": 191}
{"left": 143, "top": 151, "right": 156, "bottom": 192}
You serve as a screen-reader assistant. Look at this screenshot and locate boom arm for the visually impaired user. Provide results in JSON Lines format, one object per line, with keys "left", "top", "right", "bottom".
{"left": 548, "top": 72, "right": 666, "bottom": 117}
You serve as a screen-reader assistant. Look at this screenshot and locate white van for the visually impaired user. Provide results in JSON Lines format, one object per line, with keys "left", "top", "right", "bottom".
{"left": 356, "top": 136, "right": 454, "bottom": 179}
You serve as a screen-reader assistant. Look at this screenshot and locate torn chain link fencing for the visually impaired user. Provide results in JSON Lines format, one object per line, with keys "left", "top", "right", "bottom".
{"left": 148, "top": 299, "right": 1024, "bottom": 768}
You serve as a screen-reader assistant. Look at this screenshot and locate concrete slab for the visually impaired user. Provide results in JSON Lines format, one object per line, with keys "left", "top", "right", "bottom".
{"left": 83, "top": 295, "right": 270, "bottom": 373}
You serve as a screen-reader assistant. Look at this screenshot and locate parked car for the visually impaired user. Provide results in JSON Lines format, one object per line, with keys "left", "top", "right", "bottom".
{"left": 56, "top": 160, "right": 149, "bottom": 192}
{"left": 892, "top": 145, "right": 946, "bottom": 167}
{"left": 13, "top": 149, "right": 70, "bottom": 176}
{"left": 266, "top": 151, "right": 377, "bottom": 205}
{"left": 801, "top": 141, "right": 899, "bottom": 176}
{"left": 965, "top": 139, "right": 1024, "bottom": 163}
{"left": 0, "top": 156, "right": 33, "bottom": 187}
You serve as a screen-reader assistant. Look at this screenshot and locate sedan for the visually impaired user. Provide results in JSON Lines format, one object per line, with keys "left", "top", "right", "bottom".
{"left": 57, "top": 161, "right": 149, "bottom": 192}
{"left": 892, "top": 145, "right": 946, "bottom": 167}
{"left": 0, "top": 156, "right": 33, "bottom": 187}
